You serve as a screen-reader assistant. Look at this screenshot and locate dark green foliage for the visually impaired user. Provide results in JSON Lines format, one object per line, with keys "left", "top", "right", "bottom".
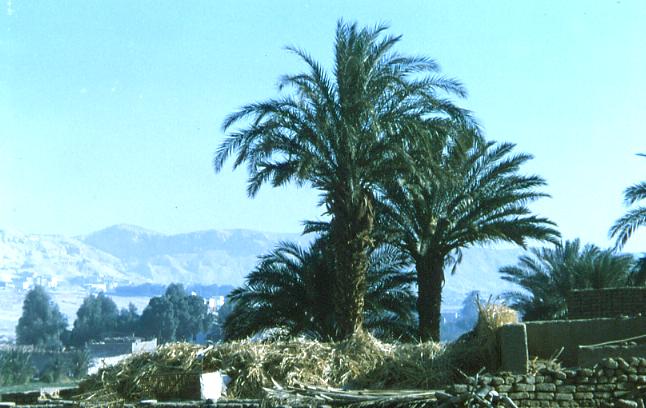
{"left": 0, "top": 349, "right": 34, "bottom": 386}
{"left": 632, "top": 255, "right": 646, "bottom": 286}
{"left": 116, "top": 303, "right": 140, "bottom": 336}
{"left": 223, "top": 238, "right": 417, "bottom": 341}
{"left": 610, "top": 153, "right": 646, "bottom": 249}
{"left": 70, "top": 292, "right": 119, "bottom": 347}
{"left": 500, "top": 239, "right": 637, "bottom": 320}
{"left": 40, "top": 354, "right": 67, "bottom": 383}
{"left": 67, "top": 349, "right": 90, "bottom": 378}
{"left": 137, "top": 284, "right": 209, "bottom": 343}
{"left": 214, "top": 20, "right": 470, "bottom": 338}
{"left": 379, "top": 124, "right": 559, "bottom": 340}
{"left": 16, "top": 285, "right": 68, "bottom": 349}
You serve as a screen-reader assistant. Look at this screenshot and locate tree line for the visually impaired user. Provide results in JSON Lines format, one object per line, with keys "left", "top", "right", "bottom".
{"left": 15, "top": 283, "right": 215, "bottom": 349}
{"left": 214, "top": 20, "right": 646, "bottom": 341}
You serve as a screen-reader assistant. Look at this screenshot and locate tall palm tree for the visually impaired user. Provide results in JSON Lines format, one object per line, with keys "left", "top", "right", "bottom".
{"left": 379, "top": 124, "right": 559, "bottom": 340}
{"left": 222, "top": 238, "right": 417, "bottom": 341}
{"left": 610, "top": 153, "right": 646, "bottom": 249}
{"left": 500, "top": 239, "right": 635, "bottom": 320}
{"left": 214, "top": 21, "right": 470, "bottom": 338}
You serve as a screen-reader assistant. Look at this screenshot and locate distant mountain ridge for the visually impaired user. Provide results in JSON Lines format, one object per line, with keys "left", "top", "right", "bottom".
{"left": 0, "top": 224, "right": 310, "bottom": 288}
{"left": 0, "top": 224, "right": 526, "bottom": 307}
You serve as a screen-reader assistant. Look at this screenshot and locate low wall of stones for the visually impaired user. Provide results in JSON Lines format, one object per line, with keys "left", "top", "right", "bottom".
{"left": 446, "top": 357, "right": 646, "bottom": 407}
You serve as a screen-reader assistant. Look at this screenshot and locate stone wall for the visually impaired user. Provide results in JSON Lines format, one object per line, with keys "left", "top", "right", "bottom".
{"left": 568, "top": 288, "right": 646, "bottom": 319}
{"left": 446, "top": 357, "right": 646, "bottom": 407}
{"left": 525, "top": 317, "right": 646, "bottom": 366}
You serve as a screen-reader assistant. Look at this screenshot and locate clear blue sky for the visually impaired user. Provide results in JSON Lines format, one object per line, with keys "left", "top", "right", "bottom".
{"left": 1, "top": 1, "right": 645, "bottom": 251}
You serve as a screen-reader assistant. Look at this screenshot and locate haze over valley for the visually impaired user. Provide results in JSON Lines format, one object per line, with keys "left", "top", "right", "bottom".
{"left": 0, "top": 224, "right": 525, "bottom": 340}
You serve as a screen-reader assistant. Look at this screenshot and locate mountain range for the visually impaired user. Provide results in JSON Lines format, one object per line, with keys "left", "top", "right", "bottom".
{"left": 0, "top": 224, "right": 525, "bottom": 307}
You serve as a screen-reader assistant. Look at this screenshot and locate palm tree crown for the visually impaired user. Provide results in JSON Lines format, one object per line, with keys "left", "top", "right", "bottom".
{"left": 214, "top": 21, "right": 470, "bottom": 338}
{"left": 223, "top": 238, "right": 417, "bottom": 341}
{"left": 379, "top": 124, "right": 559, "bottom": 340}
{"left": 500, "top": 239, "right": 636, "bottom": 321}
{"left": 610, "top": 153, "right": 646, "bottom": 249}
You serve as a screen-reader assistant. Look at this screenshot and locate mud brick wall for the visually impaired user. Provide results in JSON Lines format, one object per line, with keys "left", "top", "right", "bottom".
{"left": 525, "top": 316, "right": 646, "bottom": 366}
{"left": 568, "top": 288, "right": 646, "bottom": 319}
{"left": 446, "top": 357, "right": 646, "bottom": 408}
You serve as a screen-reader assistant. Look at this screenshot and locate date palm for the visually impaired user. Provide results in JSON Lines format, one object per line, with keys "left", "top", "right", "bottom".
{"left": 222, "top": 238, "right": 417, "bottom": 341}
{"left": 610, "top": 153, "right": 646, "bottom": 249}
{"left": 500, "top": 239, "right": 636, "bottom": 320}
{"left": 214, "top": 21, "right": 470, "bottom": 338}
{"left": 379, "top": 124, "right": 559, "bottom": 340}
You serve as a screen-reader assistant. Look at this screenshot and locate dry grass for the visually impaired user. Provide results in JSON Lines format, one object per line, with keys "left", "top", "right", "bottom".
{"left": 77, "top": 300, "right": 517, "bottom": 402}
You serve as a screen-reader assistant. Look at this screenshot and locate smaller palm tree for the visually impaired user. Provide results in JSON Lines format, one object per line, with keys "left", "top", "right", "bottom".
{"left": 610, "top": 153, "right": 646, "bottom": 249}
{"left": 378, "top": 123, "right": 559, "bottom": 340}
{"left": 500, "top": 239, "right": 635, "bottom": 321}
{"left": 223, "top": 238, "right": 417, "bottom": 341}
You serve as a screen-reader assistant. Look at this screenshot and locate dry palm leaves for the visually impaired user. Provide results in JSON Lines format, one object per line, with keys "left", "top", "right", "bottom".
{"left": 78, "top": 301, "right": 515, "bottom": 402}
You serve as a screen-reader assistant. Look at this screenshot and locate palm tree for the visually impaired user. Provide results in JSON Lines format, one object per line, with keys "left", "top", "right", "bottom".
{"left": 214, "top": 21, "right": 470, "bottom": 338}
{"left": 610, "top": 153, "right": 646, "bottom": 249}
{"left": 500, "top": 239, "right": 635, "bottom": 320}
{"left": 222, "top": 238, "right": 417, "bottom": 341}
{"left": 379, "top": 124, "right": 559, "bottom": 340}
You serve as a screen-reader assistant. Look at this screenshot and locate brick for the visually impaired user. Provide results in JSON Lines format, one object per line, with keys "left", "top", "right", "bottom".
{"left": 555, "top": 393, "right": 574, "bottom": 401}
{"left": 492, "top": 376, "right": 504, "bottom": 386}
{"left": 535, "top": 393, "right": 554, "bottom": 400}
{"left": 579, "top": 368, "right": 593, "bottom": 377}
{"left": 616, "top": 382, "right": 631, "bottom": 390}
{"left": 556, "top": 385, "right": 576, "bottom": 393}
{"left": 576, "top": 385, "right": 594, "bottom": 392}
{"left": 509, "top": 392, "right": 530, "bottom": 400}
{"left": 535, "top": 383, "right": 556, "bottom": 392}
{"left": 574, "top": 392, "right": 594, "bottom": 400}
{"left": 514, "top": 383, "right": 535, "bottom": 392}
{"left": 523, "top": 375, "right": 536, "bottom": 384}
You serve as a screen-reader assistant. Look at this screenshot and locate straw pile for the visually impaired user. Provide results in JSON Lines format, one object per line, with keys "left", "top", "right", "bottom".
{"left": 77, "top": 301, "right": 517, "bottom": 402}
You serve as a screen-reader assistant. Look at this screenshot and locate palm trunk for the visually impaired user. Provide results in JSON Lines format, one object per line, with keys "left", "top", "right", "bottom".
{"left": 330, "top": 195, "right": 374, "bottom": 339}
{"left": 416, "top": 253, "right": 445, "bottom": 341}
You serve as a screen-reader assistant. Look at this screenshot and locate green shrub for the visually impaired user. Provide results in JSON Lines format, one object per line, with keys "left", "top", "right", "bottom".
{"left": 0, "top": 349, "right": 34, "bottom": 386}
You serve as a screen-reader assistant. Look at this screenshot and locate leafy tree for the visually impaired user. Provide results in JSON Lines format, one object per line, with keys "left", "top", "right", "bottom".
{"left": 138, "top": 296, "right": 177, "bottom": 343}
{"left": 116, "top": 303, "right": 140, "bottom": 336}
{"left": 70, "top": 292, "right": 119, "bottom": 346}
{"left": 610, "top": 153, "right": 646, "bottom": 249}
{"left": 214, "top": 21, "right": 470, "bottom": 338}
{"left": 137, "top": 284, "right": 209, "bottom": 343}
{"left": 16, "top": 285, "right": 67, "bottom": 349}
{"left": 223, "top": 238, "right": 417, "bottom": 341}
{"left": 379, "top": 124, "right": 559, "bottom": 340}
{"left": 500, "top": 239, "right": 636, "bottom": 320}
